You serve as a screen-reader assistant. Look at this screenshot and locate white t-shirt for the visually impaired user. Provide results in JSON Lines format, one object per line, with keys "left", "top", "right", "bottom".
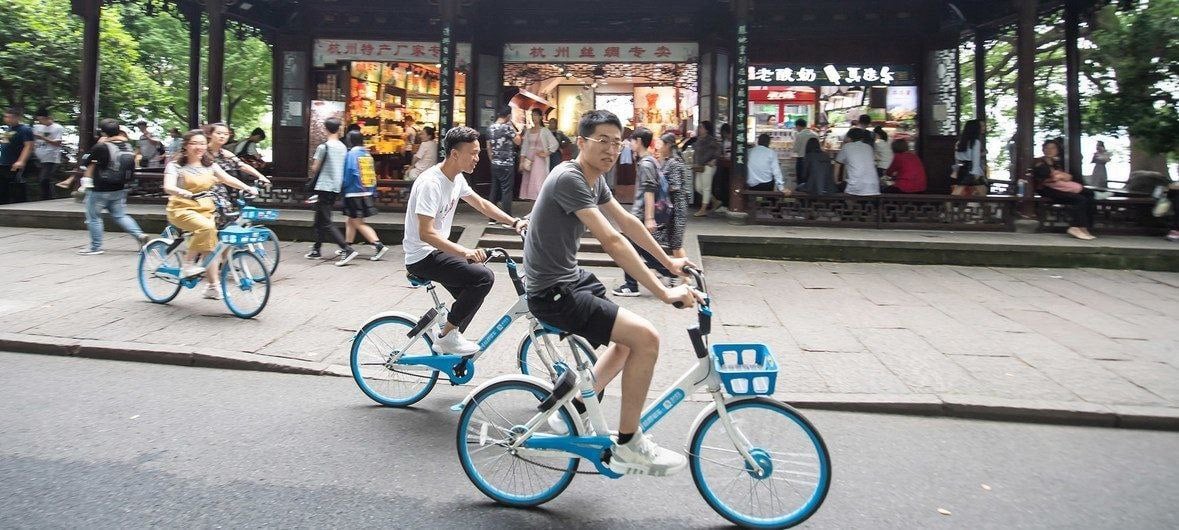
{"left": 835, "top": 142, "right": 880, "bottom": 196}
{"left": 402, "top": 163, "right": 473, "bottom": 265}
{"left": 33, "top": 122, "right": 64, "bottom": 164}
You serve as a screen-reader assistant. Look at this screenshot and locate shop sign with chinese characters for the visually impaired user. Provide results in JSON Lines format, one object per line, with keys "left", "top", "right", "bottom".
{"left": 503, "top": 42, "right": 698, "bottom": 63}
{"left": 313, "top": 39, "right": 471, "bottom": 69}
{"left": 747, "top": 64, "right": 915, "bottom": 86}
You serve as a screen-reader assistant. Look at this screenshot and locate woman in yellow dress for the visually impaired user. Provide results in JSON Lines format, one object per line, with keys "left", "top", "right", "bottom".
{"left": 163, "top": 130, "right": 258, "bottom": 300}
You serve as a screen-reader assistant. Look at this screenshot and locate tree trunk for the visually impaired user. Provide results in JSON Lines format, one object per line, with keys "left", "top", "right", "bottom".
{"left": 1129, "top": 135, "right": 1171, "bottom": 178}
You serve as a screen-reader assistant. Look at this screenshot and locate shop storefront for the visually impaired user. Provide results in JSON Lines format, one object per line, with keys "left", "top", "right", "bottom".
{"left": 744, "top": 63, "right": 919, "bottom": 183}
{"left": 308, "top": 39, "right": 471, "bottom": 178}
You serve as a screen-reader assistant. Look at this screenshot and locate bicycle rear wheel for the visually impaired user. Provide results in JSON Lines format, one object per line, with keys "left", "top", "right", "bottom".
{"left": 221, "top": 250, "right": 271, "bottom": 318}
{"left": 350, "top": 315, "right": 439, "bottom": 407}
{"left": 138, "top": 240, "right": 181, "bottom": 304}
{"left": 456, "top": 380, "right": 578, "bottom": 507}
{"left": 689, "top": 398, "right": 831, "bottom": 528}
{"left": 252, "top": 227, "right": 280, "bottom": 276}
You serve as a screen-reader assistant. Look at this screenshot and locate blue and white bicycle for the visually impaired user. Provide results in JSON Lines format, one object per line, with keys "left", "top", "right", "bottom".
{"left": 455, "top": 267, "right": 831, "bottom": 529}
{"left": 161, "top": 193, "right": 281, "bottom": 276}
{"left": 349, "top": 248, "right": 598, "bottom": 407}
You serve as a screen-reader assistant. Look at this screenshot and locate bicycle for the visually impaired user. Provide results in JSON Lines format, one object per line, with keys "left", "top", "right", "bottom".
{"left": 454, "top": 267, "right": 831, "bottom": 529}
{"left": 137, "top": 192, "right": 273, "bottom": 319}
{"left": 349, "top": 247, "right": 599, "bottom": 408}
{"left": 161, "top": 192, "right": 281, "bottom": 276}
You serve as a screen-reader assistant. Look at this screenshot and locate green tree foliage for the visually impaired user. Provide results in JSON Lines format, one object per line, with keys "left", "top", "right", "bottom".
{"left": 0, "top": 0, "right": 271, "bottom": 141}
{"left": 1084, "top": 0, "right": 1179, "bottom": 159}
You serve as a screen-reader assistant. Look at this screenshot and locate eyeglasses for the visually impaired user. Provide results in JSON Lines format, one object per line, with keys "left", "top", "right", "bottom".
{"left": 581, "top": 136, "right": 624, "bottom": 151}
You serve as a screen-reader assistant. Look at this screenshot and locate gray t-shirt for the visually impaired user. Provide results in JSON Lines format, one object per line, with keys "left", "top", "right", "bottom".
{"left": 524, "top": 161, "right": 613, "bottom": 294}
{"left": 631, "top": 155, "right": 660, "bottom": 217}
{"left": 313, "top": 139, "right": 347, "bottom": 193}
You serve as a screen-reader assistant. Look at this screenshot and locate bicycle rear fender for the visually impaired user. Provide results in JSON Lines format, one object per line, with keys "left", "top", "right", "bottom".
{"left": 452, "top": 374, "right": 579, "bottom": 422}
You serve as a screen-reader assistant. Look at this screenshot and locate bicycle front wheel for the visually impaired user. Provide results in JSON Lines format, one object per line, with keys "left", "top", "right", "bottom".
{"left": 253, "top": 228, "right": 280, "bottom": 276}
{"left": 221, "top": 250, "right": 271, "bottom": 319}
{"left": 138, "top": 240, "right": 181, "bottom": 304}
{"left": 350, "top": 315, "right": 439, "bottom": 407}
{"left": 456, "top": 379, "right": 578, "bottom": 507}
{"left": 689, "top": 398, "right": 831, "bottom": 529}
{"left": 517, "top": 331, "right": 598, "bottom": 383}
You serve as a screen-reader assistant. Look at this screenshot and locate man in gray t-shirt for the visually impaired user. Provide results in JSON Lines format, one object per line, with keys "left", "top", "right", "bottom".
{"left": 523, "top": 109, "right": 700, "bottom": 478}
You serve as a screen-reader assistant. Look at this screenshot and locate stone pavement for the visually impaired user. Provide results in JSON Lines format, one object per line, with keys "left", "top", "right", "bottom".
{"left": 1, "top": 222, "right": 1178, "bottom": 428}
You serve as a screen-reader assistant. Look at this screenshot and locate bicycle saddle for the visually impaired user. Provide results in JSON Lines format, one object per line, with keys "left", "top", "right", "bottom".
{"left": 406, "top": 273, "right": 432, "bottom": 288}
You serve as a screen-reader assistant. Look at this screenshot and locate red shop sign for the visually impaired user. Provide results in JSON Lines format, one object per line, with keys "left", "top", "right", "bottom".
{"left": 748, "top": 89, "right": 815, "bottom": 103}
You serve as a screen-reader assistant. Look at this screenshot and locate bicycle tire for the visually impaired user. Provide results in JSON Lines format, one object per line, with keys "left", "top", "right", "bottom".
{"left": 350, "top": 315, "right": 439, "bottom": 407}
{"left": 138, "top": 240, "right": 182, "bottom": 304}
{"left": 221, "top": 250, "right": 271, "bottom": 318}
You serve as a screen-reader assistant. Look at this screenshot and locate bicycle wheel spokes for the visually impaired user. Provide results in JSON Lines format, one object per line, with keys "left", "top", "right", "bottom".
{"left": 457, "top": 381, "right": 577, "bottom": 507}
{"left": 254, "top": 228, "right": 280, "bottom": 276}
{"left": 690, "top": 399, "right": 831, "bottom": 528}
{"left": 221, "top": 250, "right": 271, "bottom": 318}
{"left": 349, "top": 316, "right": 438, "bottom": 407}
{"left": 138, "top": 240, "right": 182, "bottom": 304}
{"left": 518, "top": 331, "right": 598, "bottom": 383}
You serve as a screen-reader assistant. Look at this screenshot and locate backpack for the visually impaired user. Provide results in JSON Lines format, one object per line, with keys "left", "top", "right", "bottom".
{"left": 97, "top": 141, "right": 136, "bottom": 186}
{"left": 653, "top": 165, "right": 674, "bottom": 226}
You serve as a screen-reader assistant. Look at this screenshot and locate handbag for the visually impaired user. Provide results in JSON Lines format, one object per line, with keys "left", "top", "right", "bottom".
{"left": 518, "top": 133, "right": 533, "bottom": 173}
{"left": 1044, "top": 169, "right": 1083, "bottom": 193}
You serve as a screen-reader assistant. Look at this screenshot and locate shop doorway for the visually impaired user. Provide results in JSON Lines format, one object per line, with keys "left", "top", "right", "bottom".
{"left": 502, "top": 61, "right": 698, "bottom": 201}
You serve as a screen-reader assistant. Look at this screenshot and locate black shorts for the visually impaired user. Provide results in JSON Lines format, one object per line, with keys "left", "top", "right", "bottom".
{"left": 341, "top": 195, "right": 378, "bottom": 218}
{"left": 527, "top": 269, "right": 619, "bottom": 349}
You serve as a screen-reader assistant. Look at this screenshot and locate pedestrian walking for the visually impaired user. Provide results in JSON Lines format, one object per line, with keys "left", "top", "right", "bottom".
{"left": 340, "top": 130, "right": 388, "bottom": 262}
{"left": 304, "top": 117, "right": 359, "bottom": 265}
{"left": 613, "top": 127, "right": 675, "bottom": 297}
{"left": 1, "top": 108, "right": 34, "bottom": 204}
{"left": 486, "top": 106, "right": 522, "bottom": 217}
{"left": 32, "top": 108, "right": 65, "bottom": 200}
{"left": 1090, "top": 141, "right": 1110, "bottom": 188}
{"left": 691, "top": 120, "right": 720, "bottom": 216}
{"left": 655, "top": 132, "right": 691, "bottom": 262}
{"left": 77, "top": 118, "right": 151, "bottom": 255}
{"left": 518, "top": 108, "right": 558, "bottom": 201}
{"left": 163, "top": 129, "right": 259, "bottom": 297}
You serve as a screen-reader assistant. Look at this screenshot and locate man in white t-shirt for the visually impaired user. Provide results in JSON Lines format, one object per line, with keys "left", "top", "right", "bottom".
{"left": 32, "top": 108, "right": 65, "bottom": 200}
{"left": 403, "top": 126, "right": 527, "bottom": 354}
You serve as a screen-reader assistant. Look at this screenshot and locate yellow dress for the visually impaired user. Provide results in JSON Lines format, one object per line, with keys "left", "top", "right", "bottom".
{"left": 165, "top": 162, "right": 219, "bottom": 253}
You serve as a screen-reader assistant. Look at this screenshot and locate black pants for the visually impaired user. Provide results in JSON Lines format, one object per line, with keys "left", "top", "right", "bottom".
{"left": 712, "top": 162, "right": 730, "bottom": 207}
{"left": 406, "top": 250, "right": 495, "bottom": 332}
{"left": 622, "top": 237, "right": 674, "bottom": 289}
{"left": 1169, "top": 190, "right": 1179, "bottom": 231}
{"left": 38, "top": 162, "right": 59, "bottom": 200}
{"left": 1040, "top": 186, "right": 1096, "bottom": 229}
{"left": 747, "top": 181, "right": 774, "bottom": 192}
{"left": 488, "top": 165, "right": 514, "bottom": 216}
{"left": 0, "top": 165, "right": 28, "bottom": 205}
{"left": 795, "top": 158, "right": 806, "bottom": 185}
{"left": 311, "top": 191, "right": 351, "bottom": 251}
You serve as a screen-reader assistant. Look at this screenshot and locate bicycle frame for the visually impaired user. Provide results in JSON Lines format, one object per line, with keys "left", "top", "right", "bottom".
{"left": 389, "top": 250, "right": 569, "bottom": 385}
{"left": 461, "top": 268, "right": 768, "bottom": 479}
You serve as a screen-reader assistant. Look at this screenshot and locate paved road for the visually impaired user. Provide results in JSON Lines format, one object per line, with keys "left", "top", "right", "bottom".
{"left": 2, "top": 353, "right": 1177, "bottom": 528}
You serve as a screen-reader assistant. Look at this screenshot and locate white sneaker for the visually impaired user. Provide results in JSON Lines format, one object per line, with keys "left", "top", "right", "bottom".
{"left": 608, "top": 433, "right": 687, "bottom": 477}
{"left": 431, "top": 330, "right": 481, "bottom": 354}
{"left": 181, "top": 264, "right": 206, "bottom": 278}
{"left": 203, "top": 284, "right": 222, "bottom": 300}
{"left": 547, "top": 409, "right": 589, "bottom": 435}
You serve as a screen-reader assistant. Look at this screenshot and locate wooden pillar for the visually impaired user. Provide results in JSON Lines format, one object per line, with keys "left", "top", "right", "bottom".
{"left": 183, "top": 3, "right": 202, "bottom": 130}
{"left": 75, "top": 0, "right": 101, "bottom": 152}
{"left": 438, "top": 0, "right": 458, "bottom": 159}
{"left": 974, "top": 31, "right": 987, "bottom": 120}
{"left": 206, "top": 0, "right": 226, "bottom": 123}
{"left": 729, "top": 0, "right": 751, "bottom": 214}
{"left": 1064, "top": 0, "right": 1084, "bottom": 180}
{"left": 1015, "top": 0, "right": 1038, "bottom": 210}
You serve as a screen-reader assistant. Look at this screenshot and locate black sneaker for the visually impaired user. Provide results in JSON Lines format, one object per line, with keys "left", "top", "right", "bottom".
{"left": 370, "top": 243, "right": 389, "bottom": 261}
{"left": 612, "top": 284, "right": 640, "bottom": 297}
{"left": 305, "top": 249, "right": 322, "bottom": 259}
{"left": 335, "top": 248, "right": 360, "bottom": 266}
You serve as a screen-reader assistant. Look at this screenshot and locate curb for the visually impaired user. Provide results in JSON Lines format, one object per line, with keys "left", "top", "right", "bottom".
{"left": 3, "top": 332, "right": 1178, "bottom": 431}
{"left": 0, "top": 332, "right": 345, "bottom": 378}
